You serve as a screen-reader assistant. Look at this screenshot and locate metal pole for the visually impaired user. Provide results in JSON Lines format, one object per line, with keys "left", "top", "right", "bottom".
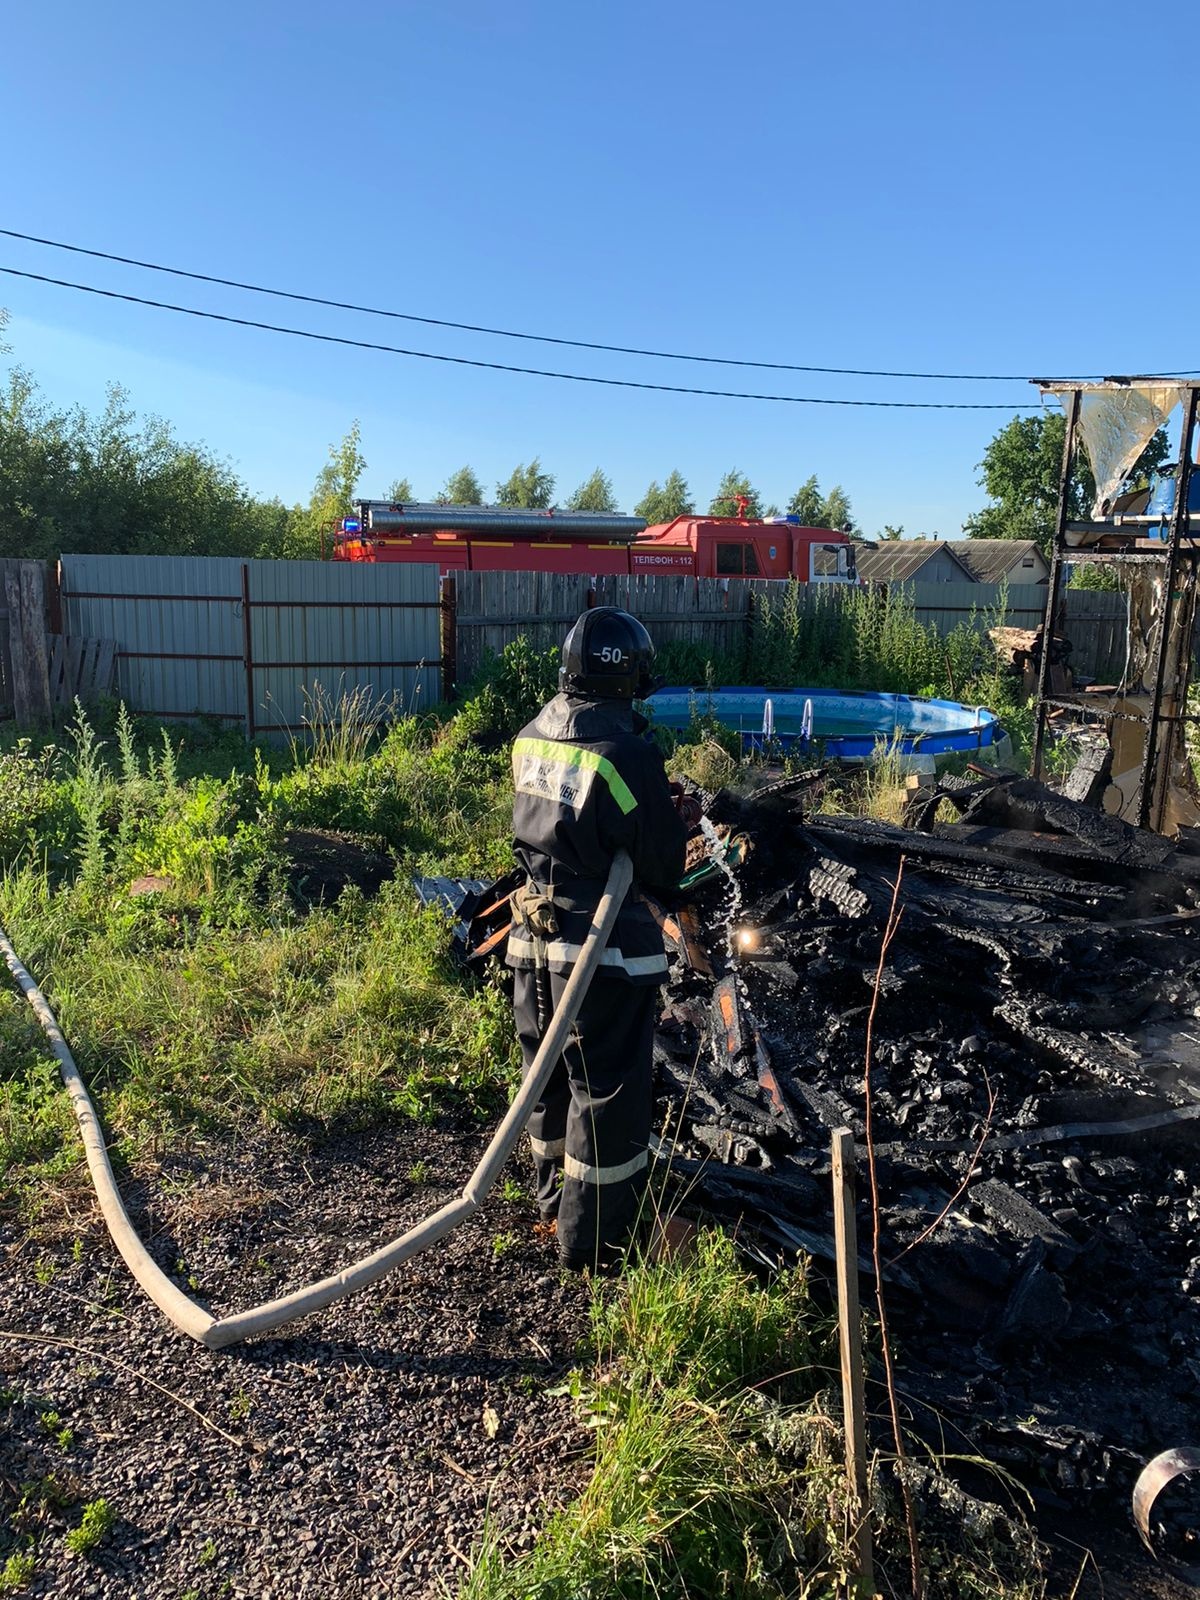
{"left": 832, "top": 1128, "right": 875, "bottom": 1595}
{"left": 240, "top": 563, "right": 256, "bottom": 741}
{"left": 1137, "top": 385, "right": 1200, "bottom": 829}
{"left": 440, "top": 573, "right": 457, "bottom": 700}
{"left": 1032, "top": 388, "right": 1080, "bottom": 779}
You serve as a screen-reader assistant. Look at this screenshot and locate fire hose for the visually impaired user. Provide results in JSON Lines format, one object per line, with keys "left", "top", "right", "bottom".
{"left": 0, "top": 849, "right": 634, "bottom": 1351}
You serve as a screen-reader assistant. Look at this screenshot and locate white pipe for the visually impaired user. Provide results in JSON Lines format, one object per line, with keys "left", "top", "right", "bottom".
{"left": 0, "top": 927, "right": 216, "bottom": 1344}
{"left": 205, "top": 848, "right": 632, "bottom": 1348}
{"left": 0, "top": 850, "right": 634, "bottom": 1351}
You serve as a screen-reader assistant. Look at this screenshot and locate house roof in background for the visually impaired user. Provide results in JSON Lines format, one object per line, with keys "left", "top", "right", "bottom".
{"left": 951, "top": 540, "right": 1047, "bottom": 583}
{"left": 855, "top": 541, "right": 974, "bottom": 583}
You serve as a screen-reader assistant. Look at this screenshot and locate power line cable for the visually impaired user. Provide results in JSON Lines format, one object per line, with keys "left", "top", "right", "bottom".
{"left": 0, "top": 266, "right": 1042, "bottom": 409}
{"left": 2, "top": 226, "right": 1181, "bottom": 384}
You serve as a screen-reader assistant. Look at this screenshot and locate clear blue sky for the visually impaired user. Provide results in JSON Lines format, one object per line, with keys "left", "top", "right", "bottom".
{"left": 3, "top": 0, "right": 1198, "bottom": 538}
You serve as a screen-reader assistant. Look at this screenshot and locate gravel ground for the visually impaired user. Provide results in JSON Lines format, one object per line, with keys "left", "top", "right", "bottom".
{"left": 0, "top": 1119, "right": 593, "bottom": 1599}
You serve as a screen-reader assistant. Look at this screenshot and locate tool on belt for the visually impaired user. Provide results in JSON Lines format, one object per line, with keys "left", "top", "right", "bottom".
{"left": 511, "top": 881, "right": 560, "bottom": 940}
{"left": 511, "top": 881, "right": 560, "bottom": 1030}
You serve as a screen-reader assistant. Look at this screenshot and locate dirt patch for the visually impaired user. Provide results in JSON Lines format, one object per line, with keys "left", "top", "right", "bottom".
{"left": 0, "top": 1118, "right": 590, "bottom": 1599}
{"left": 281, "top": 829, "right": 395, "bottom": 906}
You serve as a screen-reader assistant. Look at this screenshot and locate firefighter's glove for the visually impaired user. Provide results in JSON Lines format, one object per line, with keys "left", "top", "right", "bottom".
{"left": 511, "top": 882, "right": 560, "bottom": 940}
{"left": 669, "top": 782, "right": 704, "bottom": 831}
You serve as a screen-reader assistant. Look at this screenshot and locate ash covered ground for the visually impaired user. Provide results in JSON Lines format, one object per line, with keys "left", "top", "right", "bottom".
{"left": 0, "top": 1127, "right": 590, "bottom": 1599}
{"left": 647, "top": 766, "right": 1200, "bottom": 1585}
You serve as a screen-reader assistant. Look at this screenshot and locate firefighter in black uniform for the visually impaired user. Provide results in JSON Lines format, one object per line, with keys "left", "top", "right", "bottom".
{"left": 508, "top": 608, "right": 692, "bottom": 1273}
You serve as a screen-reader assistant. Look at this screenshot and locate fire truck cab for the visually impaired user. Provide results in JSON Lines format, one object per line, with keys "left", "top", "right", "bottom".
{"left": 632, "top": 514, "right": 858, "bottom": 583}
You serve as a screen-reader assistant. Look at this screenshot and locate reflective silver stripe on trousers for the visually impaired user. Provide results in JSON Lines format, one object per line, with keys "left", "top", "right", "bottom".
{"left": 529, "top": 1135, "right": 566, "bottom": 1161}
{"left": 508, "top": 935, "right": 667, "bottom": 978}
{"left": 563, "top": 1148, "right": 649, "bottom": 1186}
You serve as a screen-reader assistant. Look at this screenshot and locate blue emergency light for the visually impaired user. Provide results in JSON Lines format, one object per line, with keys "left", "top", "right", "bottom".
{"left": 343, "top": 517, "right": 361, "bottom": 532}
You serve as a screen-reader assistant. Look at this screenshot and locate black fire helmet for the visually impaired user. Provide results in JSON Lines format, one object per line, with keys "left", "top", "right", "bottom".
{"left": 559, "top": 607, "right": 656, "bottom": 701}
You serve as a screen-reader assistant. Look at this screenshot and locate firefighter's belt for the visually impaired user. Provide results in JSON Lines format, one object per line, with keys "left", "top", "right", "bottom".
{"left": 511, "top": 882, "right": 560, "bottom": 940}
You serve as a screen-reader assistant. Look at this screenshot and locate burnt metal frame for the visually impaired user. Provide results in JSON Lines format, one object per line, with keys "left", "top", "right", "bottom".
{"left": 1031, "top": 380, "right": 1200, "bottom": 831}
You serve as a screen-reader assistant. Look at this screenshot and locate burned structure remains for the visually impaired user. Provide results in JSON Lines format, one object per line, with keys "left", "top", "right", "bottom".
{"left": 648, "top": 767, "right": 1200, "bottom": 1565}
{"left": 445, "top": 387, "right": 1200, "bottom": 1571}
{"left": 456, "top": 758, "right": 1200, "bottom": 1568}
{"left": 1032, "top": 378, "right": 1200, "bottom": 834}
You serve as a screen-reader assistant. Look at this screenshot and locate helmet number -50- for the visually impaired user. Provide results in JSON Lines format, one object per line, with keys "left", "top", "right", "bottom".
{"left": 598, "top": 646, "right": 626, "bottom": 664}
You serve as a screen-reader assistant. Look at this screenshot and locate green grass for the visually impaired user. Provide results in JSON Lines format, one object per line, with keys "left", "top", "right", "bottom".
{"left": 63, "top": 1498, "right": 114, "bottom": 1556}
{"left": 0, "top": 697, "right": 520, "bottom": 1213}
{"left": 0, "top": 1551, "right": 36, "bottom": 1592}
{"left": 460, "top": 1229, "right": 1044, "bottom": 1600}
{"left": 0, "top": 897, "right": 518, "bottom": 1216}
{"left": 461, "top": 1229, "right": 832, "bottom": 1600}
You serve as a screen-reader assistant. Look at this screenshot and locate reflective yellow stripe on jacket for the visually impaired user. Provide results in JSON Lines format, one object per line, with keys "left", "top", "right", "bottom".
{"left": 512, "top": 737, "right": 639, "bottom": 815}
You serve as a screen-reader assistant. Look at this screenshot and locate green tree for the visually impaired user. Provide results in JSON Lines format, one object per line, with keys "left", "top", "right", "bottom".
{"left": 386, "top": 476, "right": 414, "bottom": 502}
{"left": 0, "top": 373, "right": 292, "bottom": 560}
{"left": 709, "top": 469, "right": 763, "bottom": 519}
{"left": 440, "top": 465, "right": 484, "bottom": 504}
{"left": 821, "top": 485, "right": 854, "bottom": 531}
{"left": 1069, "top": 562, "right": 1120, "bottom": 591}
{"left": 964, "top": 412, "right": 1170, "bottom": 551}
{"left": 880, "top": 524, "right": 905, "bottom": 540}
{"left": 634, "top": 469, "right": 693, "bottom": 524}
{"left": 0, "top": 368, "right": 72, "bottom": 557}
{"left": 497, "top": 458, "right": 555, "bottom": 509}
{"left": 279, "top": 423, "right": 367, "bottom": 559}
{"left": 566, "top": 468, "right": 618, "bottom": 513}
{"left": 787, "top": 475, "right": 824, "bottom": 524}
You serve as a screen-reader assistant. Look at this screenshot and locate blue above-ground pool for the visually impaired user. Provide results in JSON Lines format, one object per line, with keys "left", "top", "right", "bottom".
{"left": 646, "top": 686, "right": 1009, "bottom": 769}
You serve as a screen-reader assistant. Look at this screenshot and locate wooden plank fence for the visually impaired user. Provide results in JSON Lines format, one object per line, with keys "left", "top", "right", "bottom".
{"left": 0, "top": 564, "right": 16, "bottom": 719}
{"left": 1, "top": 559, "right": 53, "bottom": 725}
{"left": 47, "top": 635, "right": 117, "bottom": 711}
{"left": 449, "top": 571, "right": 1133, "bottom": 689}
{"left": 0, "top": 558, "right": 117, "bottom": 727}
{"left": 1062, "top": 592, "right": 1130, "bottom": 683}
{"left": 451, "top": 572, "right": 758, "bottom": 684}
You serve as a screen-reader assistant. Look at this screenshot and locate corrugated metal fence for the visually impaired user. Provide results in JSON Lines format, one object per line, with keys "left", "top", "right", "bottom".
{"left": 60, "top": 555, "right": 443, "bottom": 734}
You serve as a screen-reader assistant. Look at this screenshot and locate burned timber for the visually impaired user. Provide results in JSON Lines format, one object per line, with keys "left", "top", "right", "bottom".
{"left": 456, "top": 764, "right": 1200, "bottom": 1570}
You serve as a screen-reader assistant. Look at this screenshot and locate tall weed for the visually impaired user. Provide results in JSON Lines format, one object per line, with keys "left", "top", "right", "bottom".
{"left": 65, "top": 704, "right": 109, "bottom": 891}
{"left": 455, "top": 636, "right": 561, "bottom": 748}
{"left": 0, "top": 743, "right": 74, "bottom": 870}
{"left": 290, "top": 680, "right": 397, "bottom": 771}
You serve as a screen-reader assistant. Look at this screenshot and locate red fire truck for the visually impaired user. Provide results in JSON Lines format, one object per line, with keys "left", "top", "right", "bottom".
{"left": 331, "top": 502, "right": 859, "bottom": 584}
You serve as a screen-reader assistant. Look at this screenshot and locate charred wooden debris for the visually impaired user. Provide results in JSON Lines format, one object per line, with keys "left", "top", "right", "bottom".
{"left": 454, "top": 766, "right": 1200, "bottom": 1542}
